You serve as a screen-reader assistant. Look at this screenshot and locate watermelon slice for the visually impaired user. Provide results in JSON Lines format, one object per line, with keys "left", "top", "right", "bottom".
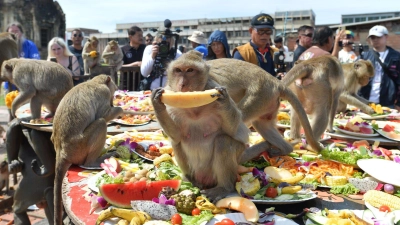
{"left": 383, "top": 124, "right": 395, "bottom": 132}
{"left": 359, "top": 127, "right": 374, "bottom": 134}
{"left": 99, "top": 180, "right": 181, "bottom": 208}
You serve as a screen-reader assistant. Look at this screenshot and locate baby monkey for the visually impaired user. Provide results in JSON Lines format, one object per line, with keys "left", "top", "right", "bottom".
{"left": 102, "top": 40, "right": 123, "bottom": 82}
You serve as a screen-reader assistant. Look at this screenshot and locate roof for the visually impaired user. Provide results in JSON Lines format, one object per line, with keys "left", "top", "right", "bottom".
{"left": 329, "top": 16, "right": 400, "bottom": 28}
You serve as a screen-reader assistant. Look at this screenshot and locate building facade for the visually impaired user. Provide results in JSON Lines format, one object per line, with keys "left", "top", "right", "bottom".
{"left": 342, "top": 11, "right": 400, "bottom": 24}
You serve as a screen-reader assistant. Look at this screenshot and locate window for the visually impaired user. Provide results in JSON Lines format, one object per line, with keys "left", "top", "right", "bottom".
{"left": 355, "top": 17, "right": 366, "bottom": 22}
{"left": 183, "top": 26, "right": 189, "bottom": 30}
{"left": 235, "top": 31, "right": 241, "bottom": 36}
{"left": 303, "top": 16, "right": 310, "bottom": 20}
{"left": 342, "top": 18, "right": 354, "bottom": 23}
{"left": 142, "top": 28, "right": 147, "bottom": 31}
{"left": 381, "top": 16, "right": 393, "bottom": 19}
{"left": 276, "top": 18, "right": 283, "bottom": 21}
{"left": 293, "top": 17, "right": 301, "bottom": 20}
{"left": 368, "top": 17, "right": 379, "bottom": 21}
{"left": 191, "top": 25, "right": 197, "bottom": 29}
{"left": 227, "top": 31, "right": 233, "bottom": 37}
{"left": 118, "top": 29, "right": 123, "bottom": 33}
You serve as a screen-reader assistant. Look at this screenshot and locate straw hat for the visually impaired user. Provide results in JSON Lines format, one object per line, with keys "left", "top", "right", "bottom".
{"left": 188, "top": 31, "right": 207, "bottom": 45}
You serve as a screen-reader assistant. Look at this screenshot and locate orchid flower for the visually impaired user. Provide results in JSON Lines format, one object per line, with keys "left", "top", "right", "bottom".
{"left": 152, "top": 194, "right": 175, "bottom": 205}
{"left": 394, "top": 156, "right": 400, "bottom": 164}
{"left": 118, "top": 138, "right": 138, "bottom": 152}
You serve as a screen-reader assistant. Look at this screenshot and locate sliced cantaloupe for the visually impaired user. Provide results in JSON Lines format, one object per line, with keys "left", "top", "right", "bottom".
{"left": 264, "top": 166, "right": 293, "bottom": 180}
{"left": 215, "top": 197, "right": 259, "bottom": 222}
{"left": 161, "top": 89, "right": 220, "bottom": 108}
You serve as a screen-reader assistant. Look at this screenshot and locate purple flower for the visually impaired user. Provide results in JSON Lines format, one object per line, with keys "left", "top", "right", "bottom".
{"left": 152, "top": 194, "right": 175, "bottom": 205}
{"left": 372, "top": 150, "right": 382, "bottom": 156}
{"left": 119, "top": 138, "right": 138, "bottom": 151}
{"left": 394, "top": 156, "right": 400, "bottom": 164}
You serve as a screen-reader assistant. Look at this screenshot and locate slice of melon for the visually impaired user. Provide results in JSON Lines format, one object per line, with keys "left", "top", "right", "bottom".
{"left": 215, "top": 197, "right": 259, "bottom": 222}
{"left": 161, "top": 89, "right": 220, "bottom": 108}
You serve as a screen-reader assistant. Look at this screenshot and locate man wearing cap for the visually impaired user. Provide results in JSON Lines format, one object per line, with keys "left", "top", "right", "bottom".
{"left": 359, "top": 25, "right": 400, "bottom": 110}
{"left": 188, "top": 31, "right": 208, "bottom": 59}
{"left": 338, "top": 30, "right": 357, "bottom": 63}
{"left": 233, "top": 13, "right": 276, "bottom": 76}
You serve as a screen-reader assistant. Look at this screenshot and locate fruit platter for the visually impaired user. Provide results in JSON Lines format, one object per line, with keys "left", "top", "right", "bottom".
{"left": 276, "top": 111, "right": 291, "bottom": 128}
{"left": 355, "top": 103, "right": 396, "bottom": 120}
{"left": 334, "top": 115, "right": 379, "bottom": 137}
{"left": 279, "top": 100, "right": 291, "bottom": 112}
{"left": 111, "top": 114, "right": 152, "bottom": 126}
{"left": 113, "top": 90, "right": 154, "bottom": 113}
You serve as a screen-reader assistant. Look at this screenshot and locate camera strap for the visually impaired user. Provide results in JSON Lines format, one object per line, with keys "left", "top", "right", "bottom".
{"left": 373, "top": 50, "right": 390, "bottom": 75}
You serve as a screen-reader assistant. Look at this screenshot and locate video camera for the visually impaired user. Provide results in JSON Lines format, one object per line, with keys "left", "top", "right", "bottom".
{"left": 150, "top": 19, "right": 181, "bottom": 80}
{"left": 273, "top": 50, "right": 294, "bottom": 74}
{"left": 338, "top": 41, "right": 370, "bottom": 58}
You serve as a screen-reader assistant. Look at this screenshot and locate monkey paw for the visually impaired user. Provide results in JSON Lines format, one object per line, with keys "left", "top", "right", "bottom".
{"left": 212, "top": 87, "right": 228, "bottom": 100}
{"left": 201, "top": 187, "right": 229, "bottom": 204}
{"left": 8, "top": 159, "right": 23, "bottom": 174}
{"left": 364, "top": 107, "right": 375, "bottom": 115}
{"left": 31, "top": 159, "right": 49, "bottom": 177}
{"left": 151, "top": 88, "right": 166, "bottom": 108}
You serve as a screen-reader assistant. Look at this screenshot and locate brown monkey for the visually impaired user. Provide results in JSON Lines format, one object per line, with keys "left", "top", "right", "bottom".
{"left": 0, "top": 160, "right": 9, "bottom": 194}
{"left": 82, "top": 36, "right": 100, "bottom": 75}
{"left": 337, "top": 60, "right": 375, "bottom": 114}
{"left": 102, "top": 40, "right": 123, "bottom": 82}
{"left": 206, "top": 58, "right": 322, "bottom": 161}
{"left": 0, "top": 58, "right": 73, "bottom": 119}
{"left": 0, "top": 32, "right": 18, "bottom": 74}
{"left": 282, "top": 55, "right": 344, "bottom": 142}
{"left": 51, "top": 75, "right": 123, "bottom": 225}
{"left": 152, "top": 51, "right": 250, "bottom": 202}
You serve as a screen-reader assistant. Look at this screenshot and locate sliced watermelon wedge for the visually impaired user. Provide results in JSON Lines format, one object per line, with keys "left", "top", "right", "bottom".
{"left": 99, "top": 180, "right": 181, "bottom": 208}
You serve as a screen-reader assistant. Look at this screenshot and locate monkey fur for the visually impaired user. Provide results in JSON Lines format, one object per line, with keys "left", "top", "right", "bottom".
{"left": 82, "top": 36, "right": 100, "bottom": 75}
{"left": 51, "top": 75, "right": 123, "bottom": 225}
{"left": 102, "top": 40, "right": 123, "bottom": 82}
{"left": 0, "top": 32, "right": 18, "bottom": 76}
{"left": 0, "top": 58, "right": 74, "bottom": 119}
{"left": 207, "top": 58, "right": 323, "bottom": 159}
{"left": 0, "top": 160, "right": 9, "bottom": 194}
{"left": 152, "top": 51, "right": 250, "bottom": 202}
{"left": 337, "top": 60, "right": 375, "bottom": 114}
{"left": 282, "top": 55, "right": 344, "bottom": 142}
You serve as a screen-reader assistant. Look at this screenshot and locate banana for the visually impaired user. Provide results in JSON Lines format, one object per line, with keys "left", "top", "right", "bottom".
{"left": 282, "top": 185, "right": 302, "bottom": 194}
{"left": 110, "top": 208, "right": 138, "bottom": 221}
{"left": 129, "top": 217, "right": 142, "bottom": 225}
{"left": 134, "top": 211, "right": 151, "bottom": 223}
{"left": 118, "top": 219, "right": 129, "bottom": 225}
{"left": 96, "top": 208, "right": 115, "bottom": 225}
{"left": 271, "top": 172, "right": 305, "bottom": 185}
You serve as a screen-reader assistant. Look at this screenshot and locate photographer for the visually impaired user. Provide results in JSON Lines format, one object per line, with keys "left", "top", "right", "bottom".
{"left": 141, "top": 33, "right": 182, "bottom": 90}
{"left": 338, "top": 30, "right": 357, "bottom": 63}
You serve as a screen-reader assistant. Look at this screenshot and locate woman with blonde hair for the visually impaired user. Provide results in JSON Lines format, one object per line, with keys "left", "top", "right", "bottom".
{"left": 47, "top": 37, "right": 81, "bottom": 85}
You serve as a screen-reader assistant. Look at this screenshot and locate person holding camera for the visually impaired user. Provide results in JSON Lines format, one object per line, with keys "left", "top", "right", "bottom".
{"left": 232, "top": 13, "right": 276, "bottom": 76}
{"left": 272, "top": 36, "right": 288, "bottom": 53}
{"left": 338, "top": 30, "right": 357, "bottom": 63}
{"left": 141, "top": 33, "right": 182, "bottom": 90}
{"left": 359, "top": 25, "right": 400, "bottom": 110}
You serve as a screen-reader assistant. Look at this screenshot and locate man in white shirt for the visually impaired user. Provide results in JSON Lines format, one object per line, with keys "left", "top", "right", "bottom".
{"left": 338, "top": 30, "right": 357, "bottom": 64}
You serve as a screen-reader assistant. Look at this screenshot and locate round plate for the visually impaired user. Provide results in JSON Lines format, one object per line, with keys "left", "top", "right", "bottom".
{"left": 334, "top": 126, "right": 379, "bottom": 137}
{"left": 111, "top": 119, "right": 151, "bottom": 126}
{"left": 356, "top": 112, "right": 390, "bottom": 120}
{"left": 204, "top": 213, "right": 297, "bottom": 225}
{"left": 357, "top": 159, "right": 400, "bottom": 187}
{"left": 131, "top": 140, "right": 171, "bottom": 162}
{"left": 86, "top": 170, "right": 106, "bottom": 192}
{"left": 21, "top": 121, "right": 53, "bottom": 126}
{"left": 251, "top": 192, "right": 317, "bottom": 205}
{"left": 375, "top": 129, "right": 400, "bottom": 142}
{"left": 284, "top": 130, "right": 331, "bottom": 142}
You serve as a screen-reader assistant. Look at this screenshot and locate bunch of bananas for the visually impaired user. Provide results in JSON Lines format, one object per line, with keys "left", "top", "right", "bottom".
{"left": 96, "top": 208, "right": 151, "bottom": 225}
{"left": 5, "top": 90, "right": 19, "bottom": 109}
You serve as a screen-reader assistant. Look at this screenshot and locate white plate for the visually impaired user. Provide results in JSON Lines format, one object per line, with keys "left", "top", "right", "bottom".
{"left": 111, "top": 119, "right": 151, "bottom": 126}
{"left": 334, "top": 126, "right": 379, "bottom": 137}
{"left": 305, "top": 209, "right": 375, "bottom": 225}
{"left": 356, "top": 112, "right": 390, "bottom": 120}
{"left": 357, "top": 159, "right": 400, "bottom": 187}
{"left": 205, "top": 213, "right": 298, "bottom": 225}
{"left": 79, "top": 165, "right": 103, "bottom": 170}
{"left": 131, "top": 141, "right": 171, "bottom": 162}
{"left": 251, "top": 192, "right": 317, "bottom": 205}
{"left": 86, "top": 170, "right": 106, "bottom": 192}
{"left": 375, "top": 129, "right": 400, "bottom": 142}
{"left": 276, "top": 123, "right": 290, "bottom": 128}
{"left": 21, "top": 121, "right": 53, "bottom": 126}
{"left": 284, "top": 130, "right": 331, "bottom": 142}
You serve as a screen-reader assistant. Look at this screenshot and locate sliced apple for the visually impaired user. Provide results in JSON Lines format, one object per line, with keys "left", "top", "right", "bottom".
{"left": 161, "top": 89, "right": 220, "bottom": 108}
{"left": 107, "top": 157, "right": 122, "bottom": 173}
{"left": 215, "top": 197, "right": 259, "bottom": 222}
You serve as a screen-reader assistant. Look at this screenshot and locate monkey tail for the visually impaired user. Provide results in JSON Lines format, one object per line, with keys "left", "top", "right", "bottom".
{"left": 280, "top": 88, "right": 323, "bottom": 152}
{"left": 54, "top": 154, "right": 71, "bottom": 225}
{"left": 281, "top": 62, "right": 314, "bottom": 87}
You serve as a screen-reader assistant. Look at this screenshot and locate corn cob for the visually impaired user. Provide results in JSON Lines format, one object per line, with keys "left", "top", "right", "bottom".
{"left": 153, "top": 154, "right": 172, "bottom": 166}
{"left": 364, "top": 190, "right": 400, "bottom": 210}
{"left": 325, "top": 176, "right": 348, "bottom": 186}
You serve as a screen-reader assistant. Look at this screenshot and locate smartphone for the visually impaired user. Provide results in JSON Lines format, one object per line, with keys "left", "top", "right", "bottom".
{"left": 50, "top": 57, "right": 57, "bottom": 63}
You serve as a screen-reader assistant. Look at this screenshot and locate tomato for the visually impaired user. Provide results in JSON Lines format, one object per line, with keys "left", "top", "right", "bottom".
{"left": 171, "top": 213, "right": 182, "bottom": 225}
{"left": 265, "top": 187, "right": 278, "bottom": 198}
{"left": 379, "top": 205, "right": 391, "bottom": 212}
{"left": 383, "top": 124, "right": 395, "bottom": 132}
{"left": 149, "top": 145, "right": 158, "bottom": 152}
{"left": 216, "top": 219, "right": 235, "bottom": 225}
{"left": 192, "top": 208, "right": 201, "bottom": 216}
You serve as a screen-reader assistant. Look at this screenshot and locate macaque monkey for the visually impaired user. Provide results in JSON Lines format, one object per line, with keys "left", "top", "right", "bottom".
{"left": 82, "top": 36, "right": 100, "bottom": 75}
{"left": 102, "top": 40, "right": 123, "bottom": 82}
{"left": 152, "top": 51, "right": 250, "bottom": 201}
{"left": 206, "top": 58, "right": 322, "bottom": 161}
{"left": 282, "top": 55, "right": 344, "bottom": 142}
{"left": 0, "top": 32, "right": 18, "bottom": 75}
{"left": 51, "top": 75, "right": 123, "bottom": 225}
{"left": 0, "top": 58, "right": 74, "bottom": 119}
{"left": 337, "top": 60, "right": 375, "bottom": 114}
{"left": 0, "top": 160, "right": 9, "bottom": 193}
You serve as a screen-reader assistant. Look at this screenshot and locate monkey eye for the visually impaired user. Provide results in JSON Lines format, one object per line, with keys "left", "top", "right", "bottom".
{"left": 187, "top": 68, "right": 194, "bottom": 72}
{"left": 174, "top": 68, "right": 182, "bottom": 73}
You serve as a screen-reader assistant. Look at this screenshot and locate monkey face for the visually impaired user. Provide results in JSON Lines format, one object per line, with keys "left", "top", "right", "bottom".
{"left": 171, "top": 66, "right": 204, "bottom": 92}
{"left": 355, "top": 60, "right": 374, "bottom": 86}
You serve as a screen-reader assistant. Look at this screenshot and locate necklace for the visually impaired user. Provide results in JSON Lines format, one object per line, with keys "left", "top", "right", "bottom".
{"left": 256, "top": 49, "right": 268, "bottom": 63}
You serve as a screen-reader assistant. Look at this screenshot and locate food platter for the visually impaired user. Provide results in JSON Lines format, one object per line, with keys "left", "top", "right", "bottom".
{"left": 355, "top": 112, "right": 390, "bottom": 120}
{"left": 283, "top": 130, "right": 331, "bottom": 142}
{"left": 334, "top": 126, "right": 379, "bottom": 137}
{"left": 79, "top": 165, "right": 102, "bottom": 170}
{"left": 375, "top": 129, "right": 400, "bottom": 142}
{"left": 131, "top": 140, "right": 172, "bottom": 162}
{"left": 357, "top": 159, "right": 400, "bottom": 187}
{"left": 205, "top": 213, "right": 298, "bottom": 225}
{"left": 21, "top": 120, "right": 53, "bottom": 126}
{"left": 251, "top": 192, "right": 317, "bottom": 205}
{"left": 276, "top": 122, "right": 290, "bottom": 129}
{"left": 86, "top": 170, "right": 106, "bottom": 192}
{"left": 111, "top": 119, "right": 151, "bottom": 126}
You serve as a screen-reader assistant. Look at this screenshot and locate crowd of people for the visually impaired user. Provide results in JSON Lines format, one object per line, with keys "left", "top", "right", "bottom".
{"left": 3, "top": 12, "right": 400, "bottom": 111}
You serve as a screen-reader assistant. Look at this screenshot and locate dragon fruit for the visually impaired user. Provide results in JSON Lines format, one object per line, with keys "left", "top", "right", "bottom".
{"left": 348, "top": 178, "right": 378, "bottom": 193}
{"left": 131, "top": 200, "right": 178, "bottom": 220}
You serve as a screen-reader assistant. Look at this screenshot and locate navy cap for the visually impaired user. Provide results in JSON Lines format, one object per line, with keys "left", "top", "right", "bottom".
{"left": 251, "top": 13, "right": 274, "bottom": 29}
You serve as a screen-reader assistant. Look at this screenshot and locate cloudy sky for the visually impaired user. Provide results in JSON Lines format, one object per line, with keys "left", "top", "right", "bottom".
{"left": 56, "top": 0, "right": 398, "bottom": 33}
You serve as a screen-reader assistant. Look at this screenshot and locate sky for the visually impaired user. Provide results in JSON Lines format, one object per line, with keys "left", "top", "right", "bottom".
{"left": 56, "top": 0, "right": 398, "bottom": 33}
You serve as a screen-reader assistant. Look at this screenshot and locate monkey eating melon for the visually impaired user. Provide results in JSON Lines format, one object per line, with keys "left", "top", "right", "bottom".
{"left": 161, "top": 89, "right": 220, "bottom": 108}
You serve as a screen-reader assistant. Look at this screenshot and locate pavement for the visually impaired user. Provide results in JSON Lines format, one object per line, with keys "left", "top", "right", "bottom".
{"left": 0, "top": 106, "right": 49, "bottom": 225}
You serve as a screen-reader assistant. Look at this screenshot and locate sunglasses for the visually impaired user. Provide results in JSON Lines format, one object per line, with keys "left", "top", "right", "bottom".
{"left": 145, "top": 39, "right": 153, "bottom": 42}
{"left": 254, "top": 28, "right": 273, "bottom": 35}
{"left": 301, "top": 33, "right": 313, "bottom": 38}
{"left": 73, "top": 34, "right": 82, "bottom": 37}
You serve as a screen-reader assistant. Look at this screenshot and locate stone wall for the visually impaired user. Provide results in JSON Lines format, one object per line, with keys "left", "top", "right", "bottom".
{"left": 0, "top": 0, "right": 66, "bottom": 59}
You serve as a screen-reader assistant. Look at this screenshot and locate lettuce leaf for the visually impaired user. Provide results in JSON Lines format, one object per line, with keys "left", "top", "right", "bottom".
{"left": 320, "top": 149, "right": 370, "bottom": 165}
{"left": 330, "top": 183, "right": 359, "bottom": 195}
{"left": 180, "top": 210, "right": 214, "bottom": 225}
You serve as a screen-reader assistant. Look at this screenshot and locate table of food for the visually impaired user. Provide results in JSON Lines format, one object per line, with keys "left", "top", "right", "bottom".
{"left": 62, "top": 100, "right": 400, "bottom": 225}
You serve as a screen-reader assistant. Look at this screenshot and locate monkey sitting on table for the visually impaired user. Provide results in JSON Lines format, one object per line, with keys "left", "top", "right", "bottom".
{"left": 82, "top": 36, "right": 100, "bottom": 75}
{"left": 102, "top": 40, "right": 123, "bottom": 82}
{"left": 337, "top": 60, "right": 375, "bottom": 114}
{"left": 282, "top": 55, "right": 344, "bottom": 142}
{"left": 0, "top": 58, "right": 73, "bottom": 119}
{"left": 51, "top": 75, "right": 123, "bottom": 225}
{"left": 152, "top": 51, "right": 250, "bottom": 202}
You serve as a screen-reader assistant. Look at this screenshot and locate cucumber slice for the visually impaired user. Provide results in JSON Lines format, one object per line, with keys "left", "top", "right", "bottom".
{"left": 288, "top": 152, "right": 299, "bottom": 158}
{"left": 305, "top": 212, "right": 328, "bottom": 225}
{"left": 274, "top": 194, "right": 294, "bottom": 201}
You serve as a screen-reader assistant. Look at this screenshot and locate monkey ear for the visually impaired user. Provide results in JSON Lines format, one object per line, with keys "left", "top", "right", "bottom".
{"left": 4, "top": 64, "right": 13, "bottom": 72}
{"left": 106, "top": 76, "right": 111, "bottom": 84}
